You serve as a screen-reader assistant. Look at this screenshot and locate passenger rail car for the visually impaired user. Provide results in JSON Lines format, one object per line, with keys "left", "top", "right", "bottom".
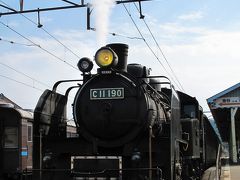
{"left": 33, "top": 43, "right": 220, "bottom": 180}
{"left": 0, "top": 98, "right": 77, "bottom": 180}
{"left": 0, "top": 103, "right": 33, "bottom": 180}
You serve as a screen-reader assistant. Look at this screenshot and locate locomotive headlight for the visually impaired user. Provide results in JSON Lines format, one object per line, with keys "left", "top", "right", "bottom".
{"left": 95, "top": 47, "right": 118, "bottom": 68}
{"left": 77, "top": 57, "right": 93, "bottom": 73}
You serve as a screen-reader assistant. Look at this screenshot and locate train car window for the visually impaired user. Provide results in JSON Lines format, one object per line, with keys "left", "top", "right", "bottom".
{"left": 28, "top": 125, "right": 32, "bottom": 142}
{"left": 67, "top": 132, "right": 78, "bottom": 138}
{"left": 183, "top": 105, "right": 196, "bottom": 118}
{"left": 4, "top": 127, "right": 18, "bottom": 148}
{"left": 67, "top": 132, "right": 71, "bottom": 138}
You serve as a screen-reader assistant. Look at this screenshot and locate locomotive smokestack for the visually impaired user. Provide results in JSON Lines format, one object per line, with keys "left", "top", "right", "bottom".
{"left": 106, "top": 43, "right": 128, "bottom": 72}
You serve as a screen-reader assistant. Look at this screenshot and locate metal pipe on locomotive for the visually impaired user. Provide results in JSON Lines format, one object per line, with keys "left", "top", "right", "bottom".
{"left": 33, "top": 43, "right": 220, "bottom": 180}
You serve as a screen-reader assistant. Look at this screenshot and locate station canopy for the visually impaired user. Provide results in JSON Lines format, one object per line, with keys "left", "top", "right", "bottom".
{"left": 207, "top": 82, "right": 240, "bottom": 141}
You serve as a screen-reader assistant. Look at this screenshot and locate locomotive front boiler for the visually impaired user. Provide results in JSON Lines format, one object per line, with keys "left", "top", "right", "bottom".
{"left": 73, "top": 43, "right": 168, "bottom": 147}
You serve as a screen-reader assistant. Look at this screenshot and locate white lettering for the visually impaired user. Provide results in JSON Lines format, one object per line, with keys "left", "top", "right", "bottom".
{"left": 117, "top": 90, "right": 122, "bottom": 97}
{"left": 102, "top": 90, "right": 105, "bottom": 97}
{"left": 93, "top": 91, "right": 97, "bottom": 98}
{"left": 90, "top": 88, "right": 124, "bottom": 99}
{"left": 111, "top": 90, "right": 116, "bottom": 97}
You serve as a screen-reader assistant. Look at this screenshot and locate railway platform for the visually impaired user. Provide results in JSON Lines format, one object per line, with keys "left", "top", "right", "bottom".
{"left": 201, "top": 165, "right": 240, "bottom": 180}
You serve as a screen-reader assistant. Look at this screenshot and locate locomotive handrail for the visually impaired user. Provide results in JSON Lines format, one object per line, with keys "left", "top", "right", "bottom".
{"left": 65, "top": 85, "right": 80, "bottom": 97}
{"left": 52, "top": 79, "right": 83, "bottom": 92}
{"left": 143, "top": 75, "right": 172, "bottom": 86}
{"left": 147, "top": 75, "right": 171, "bottom": 82}
{"left": 143, "top": 81, "right": 171, "bottom": 107}
{"left": 150, "top": 82, "right": 171, "bottom": 85}
{"left": 116, "top": 72, "right": 137, "bottom": 87}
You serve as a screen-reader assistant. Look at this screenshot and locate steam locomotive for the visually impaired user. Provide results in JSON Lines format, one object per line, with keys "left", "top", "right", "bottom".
{"left": 33, "top": 43, "right": 220, "bottom": 180}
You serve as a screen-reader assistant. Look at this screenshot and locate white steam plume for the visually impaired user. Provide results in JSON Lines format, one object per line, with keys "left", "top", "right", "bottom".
{"left": 93, "top": 0, "right": 115, "bottom": 47}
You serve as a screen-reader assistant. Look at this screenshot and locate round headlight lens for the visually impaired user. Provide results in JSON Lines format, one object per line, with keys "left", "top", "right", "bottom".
{"left": 77, "top": 57, "right": 93, "bottom": 72}
{"left": 81, "top": 60, "right": 90, "bottom": 69}
{"left": 95, "top": 47, "right": 118, "bottom": 68}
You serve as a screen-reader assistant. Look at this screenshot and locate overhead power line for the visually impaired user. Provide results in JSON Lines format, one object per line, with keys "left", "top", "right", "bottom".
{"left": 89, "top": 27, "right": 144, "bottom": 40}
{"left": 0, "top": 2, "right": 87, "bottom": 16}
{"left": 0, "top": 0, "right": 81, "bottom": 59}
{"left": 0, "top": 62, "right": 51, "bottom": 88}
{"left": 61, "top": 0, "right": 79, "bottom": 6}
{"left": 0, "top": 0, "right": 151, "bottom": 16}
{"left": 0, "top": 61, "right": 77, "bottom": 100}
{"left": 0, "top": 21, "right": 78, "bottom": 70}
{"left": 0, "top": 74, "right": 43, "bottom": 92}
{"left": 133, "top": 3, "right": 185, "bottom": 92}
{"left": 109, "top": 32, "right": 144, "bottom": 40}
{"left": 0, "top": 37, "right": 36, "bottom": 46}
{"left": 122, "top": 3, "right": 183, "bottom": 91}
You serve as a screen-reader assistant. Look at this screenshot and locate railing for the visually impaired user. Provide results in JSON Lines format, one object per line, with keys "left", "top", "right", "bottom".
{"left": 215, "top": 144, "right": 222, "bottom": 180}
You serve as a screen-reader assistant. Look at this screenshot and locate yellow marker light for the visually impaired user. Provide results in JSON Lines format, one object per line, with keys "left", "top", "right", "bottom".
{"left": 95, "top": 47, "right": 118, "bottom": 68}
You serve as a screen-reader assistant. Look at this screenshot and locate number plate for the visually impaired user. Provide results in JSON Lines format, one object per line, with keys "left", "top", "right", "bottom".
{"left": 90, "top": 88, "right": 124, "bottom": 100}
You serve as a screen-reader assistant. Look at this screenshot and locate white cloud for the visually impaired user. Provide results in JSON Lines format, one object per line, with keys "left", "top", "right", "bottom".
{"left": 178, "top": 11, "right": 204, "bottom": 21}
{"left": 158, "top": 30, "right": 240, "bottom": 111}
{"left": 115, "top": 22, "right": 240, "bottom": 111}
{"left": 159, "top": 22, "right": 208, "bottom": 36}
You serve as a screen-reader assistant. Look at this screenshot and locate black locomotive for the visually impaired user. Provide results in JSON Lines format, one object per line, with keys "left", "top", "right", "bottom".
{"left": 33, "top": 43, "right": 220, "bottom": 180}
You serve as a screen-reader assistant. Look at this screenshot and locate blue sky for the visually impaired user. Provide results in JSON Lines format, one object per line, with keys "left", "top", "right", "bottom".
{"left": 1, "top": 0, "right": 240, "bottom": 118}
